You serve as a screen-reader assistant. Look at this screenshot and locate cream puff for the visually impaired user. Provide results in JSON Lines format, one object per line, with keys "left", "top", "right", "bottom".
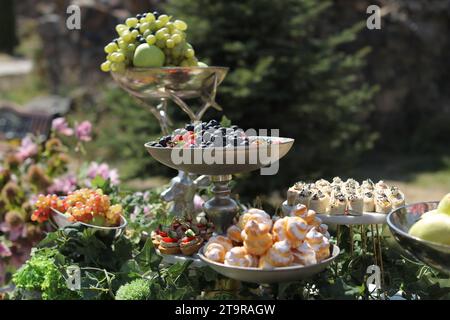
{"left": 224, "top": 247, "right": 258, "bottom": 268}
{"left": 205, "top": 235, "right": 233, "bottom": 252}
{"left": 292, "top": 241, "right": 317, "bottom": 266}
{"left": 259, "top": 240, "right": 294, "bottom": 268}
{"left": 272, "top": 217, "right": 289, "bottom": 242}
{"left": 285, "top": 216, "right": 309, "bottom": 247}
{"left": 290, "top": 203, "right": 308, "bottom": 218}
{"left": 204, "top": 243, "right": 227, "bottom": 263}
{"left": 237, "top": 208, "right": 273, "bottom": 230}
{"left": 226, "top": 225, "right": 243, "bottom": 245}
{"left": 243, "top": 220, "right": 273, "bottom": 256}
{"left": 306, "top": 228, "right": 330, "bottom": 262}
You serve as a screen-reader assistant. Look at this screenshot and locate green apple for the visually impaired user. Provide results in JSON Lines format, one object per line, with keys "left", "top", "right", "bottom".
{"left": 409, "top": 213, "right": 450, "bottom": 245}
{"left": 133, "top": 44, "right": 165, "bottom": 67}
{"left": 437, "top": 193, "right": 450, "bottom": 215}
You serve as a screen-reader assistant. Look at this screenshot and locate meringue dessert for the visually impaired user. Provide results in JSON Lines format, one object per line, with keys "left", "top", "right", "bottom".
{"left": 202, "top": 206, "right": 332, "bottom": 269}
{"left": 286, "top": 178, "right": 405, "bottom": 215}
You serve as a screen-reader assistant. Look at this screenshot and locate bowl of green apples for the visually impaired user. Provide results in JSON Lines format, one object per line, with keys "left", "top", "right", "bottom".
{"left": 387, "top": 194, "right": 450, "bottom": 274}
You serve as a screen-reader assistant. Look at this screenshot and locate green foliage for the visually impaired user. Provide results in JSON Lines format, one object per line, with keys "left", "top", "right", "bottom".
{"left": 115, "top": 278, "right": 151, "bottom": 300}
{"left": 119, "top": 190, "right": 171, "bottom": 244}
{"left": 12, "top": 248, "right": 80, "bottom": 300}
{"left": 165, "top": 0, "right": 377, "bottom": 197}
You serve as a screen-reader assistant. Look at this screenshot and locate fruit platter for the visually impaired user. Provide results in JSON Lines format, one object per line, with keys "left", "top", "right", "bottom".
{"left": 145, "top": 121, "right": 295, "bottom": 176}
{"left": 283, "top": 178, "right": 406, "bottom": 225}
{"left": 32, "top": 189, "right": 127, "bottom": 237}
{"left": 198, "top": 207, "right": 340, "bottom": 283}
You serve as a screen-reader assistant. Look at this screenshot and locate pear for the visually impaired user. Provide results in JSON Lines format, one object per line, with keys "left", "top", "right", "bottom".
{"left": 133, "top": 44, "right": 165, "bottom": 68}
{"left": 409, "top": 213, "right": 450, "bottom": 246}
{"left": 421, "top": 209, "right": 437, "bottom": 219}
{"left": 437, "top": 193, "right": 450, "bottom": 215}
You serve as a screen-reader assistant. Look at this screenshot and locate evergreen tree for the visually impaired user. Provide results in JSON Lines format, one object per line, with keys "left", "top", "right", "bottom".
{"left": 165, "top": 0, "right": 377, "bottom": 197}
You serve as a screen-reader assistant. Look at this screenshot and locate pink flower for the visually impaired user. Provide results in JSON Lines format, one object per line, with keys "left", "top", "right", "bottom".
{"left": 15, "top": 136, "right": 38, "bottom": 161}
{"left": 52, "top": 117, "right": 74, "bottom": 136}
{"left": 87, "top": 162, "right": 120, "bottom": 185}
{"left": 0, "top": 242, "right": 12, "bottom": 258}
{"left": 0, "top": 222, "right": 25, "bottom": 241}
{"left": 194, "top": 195, "right": 205, "bottom": 212}
{"left": 75, "top": 121, "right": 92, "bottom": 142}
{"left": 47, "top": 174, "right": 77, "bottom": 194}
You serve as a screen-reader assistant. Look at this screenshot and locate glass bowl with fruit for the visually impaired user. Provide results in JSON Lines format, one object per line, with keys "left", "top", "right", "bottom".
{"left": 32, "top": 189, "right": 127, "bottom": 238}
{"left": 387, "top": 194, "right": 450, "bottom": 275}
{"left": 101, "top": 11, "right": 227, "bottom": 98}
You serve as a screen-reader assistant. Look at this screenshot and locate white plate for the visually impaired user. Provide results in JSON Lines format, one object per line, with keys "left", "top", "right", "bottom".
{"left": 156, "top": 249, "right": 206, "bottom": 268}
{"left": 282, "top": 201, "right": 387, "bottom": 225}
{"left": 198, "top": 245, "right": 340, "bottom": 284}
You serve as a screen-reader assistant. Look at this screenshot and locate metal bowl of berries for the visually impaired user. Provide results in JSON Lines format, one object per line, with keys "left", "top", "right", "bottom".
{"left": 111, "top": 66, "right": 228, "bottom": 100}
{"left": 145, "top": 136, "right": 294, "bottom": 176}
{"left": 50, "top": 207, "right": 128, "bottom": 238}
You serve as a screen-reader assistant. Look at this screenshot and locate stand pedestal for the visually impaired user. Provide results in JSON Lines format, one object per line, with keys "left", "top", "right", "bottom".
{"left": 203, "top": 175, "right": 239, "bottom": 234}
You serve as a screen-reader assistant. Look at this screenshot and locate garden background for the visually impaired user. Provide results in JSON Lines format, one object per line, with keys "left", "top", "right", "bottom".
{"left": 0, "top": 0, "right": 449, "bottom": 298}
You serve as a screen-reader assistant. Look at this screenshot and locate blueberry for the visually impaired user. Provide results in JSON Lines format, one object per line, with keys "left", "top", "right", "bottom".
{"left": 185, "top": 124, "right": 194, "bottom": 131}
{"left": 153, "top": 11, "right": 160, "bottom": 18}
{"left": 142, "top": 13, "right": 147, "bottom": 18}
{"left": 210, "top": 119, "right": 219, "bottom": 126}
{"left": 155, "top": 143, "right": 163, "bottom": 147}
{"left": 129, "top": 27, "right": 136, "bottom": 31}
{"left": 136, "top": 14, "right": 142, "bottom": 20}
{"left": 231, "top": 125, "right": 239, "bottom": 130}
{"left": 159, "top": 139, "right": 167, "bottom": 147}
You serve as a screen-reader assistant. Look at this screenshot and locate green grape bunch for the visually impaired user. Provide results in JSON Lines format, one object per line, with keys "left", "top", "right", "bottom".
{"left": 100, "top": 11, "right": 207, "bottom": 72}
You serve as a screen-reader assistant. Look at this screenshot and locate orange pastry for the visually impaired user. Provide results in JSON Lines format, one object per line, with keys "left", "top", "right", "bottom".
{"left": 237, "top": 208, "right": 273, "bottom": 230}
{"left": 259, "top": 240, "right": 294, "bottom": 268}
{"left": 243, "top": 220, "right": 273, "bottom": 256}
{"left": 224, "top": 247, "right": 258, "bottom": 268}
{"left": 291, "top": 204, "right": 307, "bottom": 218}
{"left": 272, "top": 217, "right": 289, "bottom": 242}
{"left": 205, "top": 235, "right": 233, "bottom": 252}
{"left": 286, "top": 216, "right": 309, "bottom": 247}
{"left": 306, "top": 228, "right": 330, "bottom": 262}
{"left": 204, "top": 243, "right": 227, "bottom": 263}
{"left": 226, "top": 225, "right": 243, "bottom": 245}
{"left": 292, "top": 241, "right": 317, "bottom": 266}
